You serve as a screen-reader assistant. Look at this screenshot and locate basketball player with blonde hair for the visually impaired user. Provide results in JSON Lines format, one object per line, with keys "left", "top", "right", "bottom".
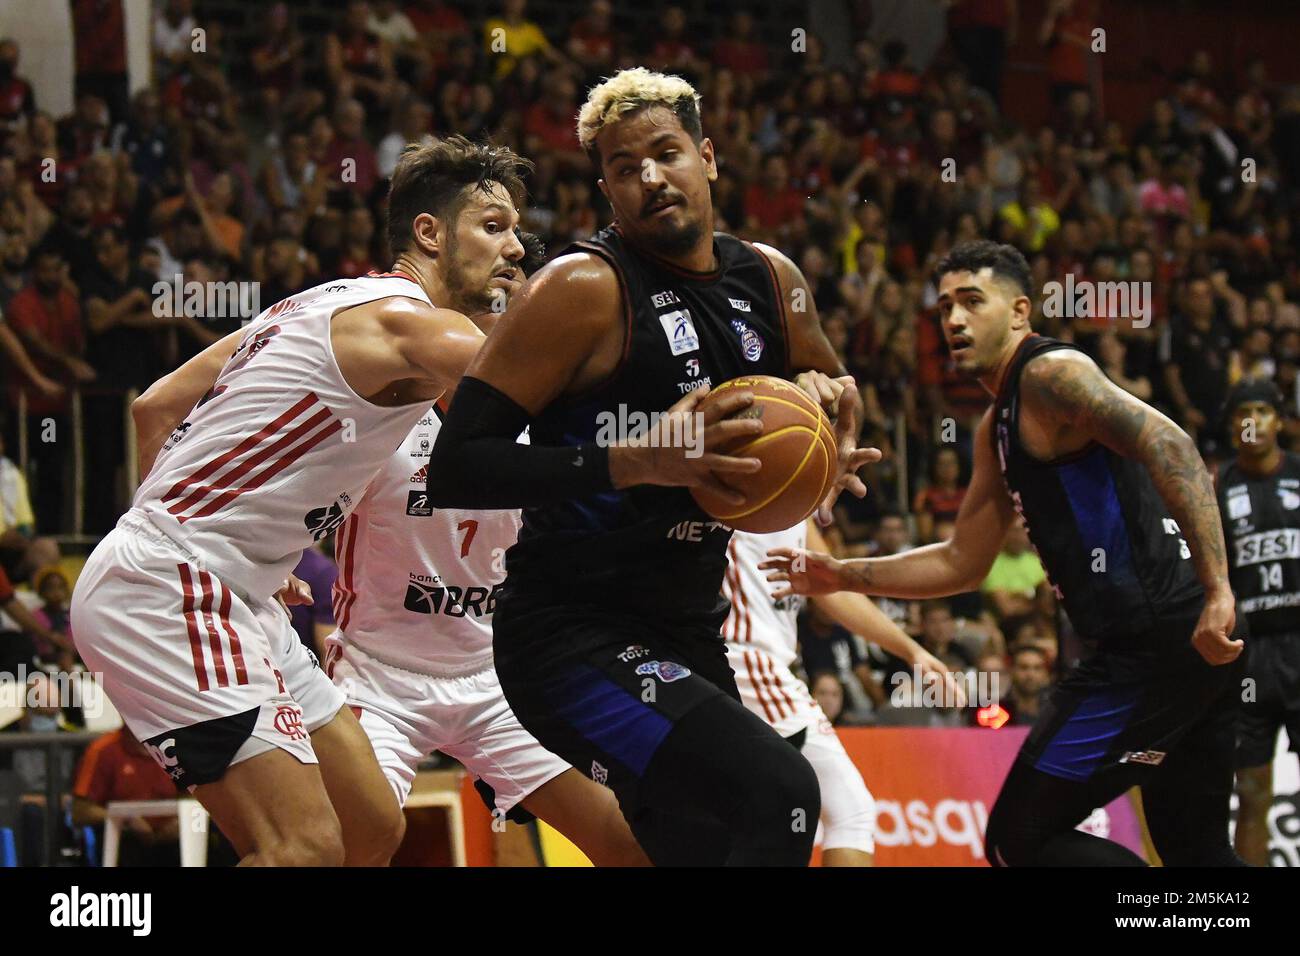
{"left": 428, "top": 68, "right": 878, "bottom": 865}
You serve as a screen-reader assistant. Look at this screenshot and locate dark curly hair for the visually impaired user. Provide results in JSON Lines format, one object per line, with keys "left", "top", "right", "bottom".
{"left": 933, "top": 240, "right": 1033, "bottom": 299}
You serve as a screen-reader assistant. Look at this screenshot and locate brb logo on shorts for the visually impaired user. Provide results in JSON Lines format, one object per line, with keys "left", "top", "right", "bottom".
{"left": 273, "top": 704, "right": 306, "bottom": 740}
{"left": 635, "top": 660, "right": 692, "bottom": 682}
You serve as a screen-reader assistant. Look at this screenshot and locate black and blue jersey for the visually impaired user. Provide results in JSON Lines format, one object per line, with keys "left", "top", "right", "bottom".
{"left": 992, "top": 335, "right": 1204, "bottom": 644}
{"left": 501, "top": 224, "right": 789, "bottom": 623}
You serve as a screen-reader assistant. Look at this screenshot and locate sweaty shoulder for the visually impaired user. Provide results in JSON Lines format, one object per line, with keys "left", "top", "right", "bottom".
{"left": 517, "top": 250, "right": 623, "bottom": 332}
{"left": 333, "top": 294, "right": 480, "bottom": 402}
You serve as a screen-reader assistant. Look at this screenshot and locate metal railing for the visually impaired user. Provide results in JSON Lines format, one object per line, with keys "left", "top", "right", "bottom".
{"left": 0, "top": 731, "right": 100, "bottom": 866}
{"left": 9, "top": 386, "right": 139, "bottom": 547}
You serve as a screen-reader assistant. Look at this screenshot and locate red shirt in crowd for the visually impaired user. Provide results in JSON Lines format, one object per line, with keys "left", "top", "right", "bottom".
{"left": 949, "top": 0, "right": 1011, "bottom": 30}
{"left": 73, "top": 729, "right": 177, "bottom": 808}
{"left": 744, "top": 183, "right": 805, "bottom": 231}
{"left": 322, "top": 136, "right": 379, "bottom": 197}
{"left": 712, "top": 38, "right": 768, "bottom": 76}
{"left": 5, "top": 285, "right": 83, "bottom": 415}
{"left": 0, "top": 76, "right": 34, "bottom": 128}
{"left": 523, "top": 102, "right": 581, "bottom": 153}
{"left": 72, "top": 0, "right": 126, "bottom": 75}
{"left": 569, "top": 22, "right": 616, "bottom": 65}
{"left": 1046, "top": 11, "right": 1092, "bottom": 87}
{"left": 914, "top": 485, "right": 967, "bottom": 524}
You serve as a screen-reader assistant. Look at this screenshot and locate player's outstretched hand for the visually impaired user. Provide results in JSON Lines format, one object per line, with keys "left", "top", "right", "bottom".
{"left": 759, "top": 547, "right": 846, "bottom": 599}
{"left": 1191, "top": 589, "right": 1243, "bottom": 666}
{"left": 814, "top": 375, "right": 881, "bottom": 525}
{"left": 623, "top": 383, "right": 763, "bottom": 504}
{"left": 276, "top": 573, "right": 314, "bottom": 610}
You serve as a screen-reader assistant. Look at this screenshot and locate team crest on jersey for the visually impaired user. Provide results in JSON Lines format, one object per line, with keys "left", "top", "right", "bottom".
{"left": 658, "top": 308, "right": 699, "bottom": 356}
{"left": 411, "top": 434, "right": 433, "bottom": 458}
{"left": 304, "top": 501, "right": 346, "bottom": 541}
{"left": 730, "top": 319, "right": 764, "bottom": 361}
{"left": 635, "top": 660, "right": 692, "bottom": 682}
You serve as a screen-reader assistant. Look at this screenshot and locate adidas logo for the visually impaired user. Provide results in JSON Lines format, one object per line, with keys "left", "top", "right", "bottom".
{"left": 410, "top": 465, "right": 427, "bottom": 484}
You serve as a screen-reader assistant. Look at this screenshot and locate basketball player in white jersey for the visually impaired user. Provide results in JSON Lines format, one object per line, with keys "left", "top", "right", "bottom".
{"left": 70, "top": 137, "right": 533, "bottom": 866}
{"left": 723, "top": 517, "right": 961, "bottom": 866}
{"left": 324, "top": 234, "right": 647, "bottom": 865}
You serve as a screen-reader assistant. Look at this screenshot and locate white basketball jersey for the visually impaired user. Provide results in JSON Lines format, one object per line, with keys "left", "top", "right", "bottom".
{"left": 134, "top": 274, "right": 438, "bottom": 604}
{"left": 331, "top": 411, "right": 525, "bottom": 676}
{"left": 721, "top": 524, "right": 807, "bottom": 666}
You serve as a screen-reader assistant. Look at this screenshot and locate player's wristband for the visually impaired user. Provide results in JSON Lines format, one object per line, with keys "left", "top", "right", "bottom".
{"left": 426, "top": 375, "right": 614, "bottom": 509}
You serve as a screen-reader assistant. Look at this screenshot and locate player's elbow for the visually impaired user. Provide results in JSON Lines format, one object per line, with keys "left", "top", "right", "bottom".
{"left": 130, "top": 389, "right": 163, "bottom": 429}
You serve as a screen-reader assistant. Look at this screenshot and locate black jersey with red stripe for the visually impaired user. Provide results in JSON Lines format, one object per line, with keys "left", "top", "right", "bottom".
{"left": 502, "top": 225, "right": 790, "bottom": 623}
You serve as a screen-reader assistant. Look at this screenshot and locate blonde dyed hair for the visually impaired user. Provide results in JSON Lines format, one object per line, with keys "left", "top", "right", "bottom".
{"left": 576, "top": 67, "right": 702, "bottom": 162}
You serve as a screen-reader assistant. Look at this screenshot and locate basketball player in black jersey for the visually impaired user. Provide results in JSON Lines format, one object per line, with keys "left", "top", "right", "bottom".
{"left": 1218, "top": 378, "right": 1300, "bottom": 865}
{"left": 428, "top": 68, "right": 877, "bottom": 865}
{"left": 765, "top": 240, "right": 1249, "bottom": 866}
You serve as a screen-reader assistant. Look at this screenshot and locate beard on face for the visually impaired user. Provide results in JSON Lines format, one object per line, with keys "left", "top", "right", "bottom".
{"left": 441, "top": 230, "right": 497, "bottom": 316}
{"left": 630, "top": 204, "right": 706, "bottom": 259}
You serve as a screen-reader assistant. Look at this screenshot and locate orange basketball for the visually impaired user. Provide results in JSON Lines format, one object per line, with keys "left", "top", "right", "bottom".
{"left": 690, "top": 375, "right": 838, "bottom": 534}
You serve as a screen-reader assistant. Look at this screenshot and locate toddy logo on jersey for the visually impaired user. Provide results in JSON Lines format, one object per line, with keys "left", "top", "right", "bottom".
{"left": 406, "top": 490, "right": 432, "bottom": 517}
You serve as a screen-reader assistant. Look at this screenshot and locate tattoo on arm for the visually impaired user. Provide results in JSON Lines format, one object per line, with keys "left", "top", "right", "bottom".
{"left": 1022, "top": 353, "right": 1229, "bottom": 590}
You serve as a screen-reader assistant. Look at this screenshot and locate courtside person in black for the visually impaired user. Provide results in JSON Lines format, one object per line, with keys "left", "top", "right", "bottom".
{"left": 765, "top": 240, "right": 1247, "bottom": 866}
{"left": 1218, "top": 378, "right": 1300, "bottom": 865}
{"left": 426, "top": 69, "right": 878, "bottom": 865}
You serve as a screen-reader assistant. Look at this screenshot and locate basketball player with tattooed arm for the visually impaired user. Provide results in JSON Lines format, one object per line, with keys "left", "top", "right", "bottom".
{"left": 72, "top": 138, "right": 538, "bottom": 866}
{"left": 765, "top": 240, "right": 1248, "bottom": 866}
{"left": 427, "top": 68, "right": 878, "bottom": 865}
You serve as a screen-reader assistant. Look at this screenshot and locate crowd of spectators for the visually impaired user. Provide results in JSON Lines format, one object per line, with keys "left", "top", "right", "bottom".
{"left": 0, "top": 0, "right": 1298, "bottom": 797}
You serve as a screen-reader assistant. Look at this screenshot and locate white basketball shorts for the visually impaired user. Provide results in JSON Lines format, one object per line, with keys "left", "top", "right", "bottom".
{"left": 70, "top": 511, "right": 345, "bottom": 790}
{"left": 324, "top": 631, "right": 570, "bottom": 815}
